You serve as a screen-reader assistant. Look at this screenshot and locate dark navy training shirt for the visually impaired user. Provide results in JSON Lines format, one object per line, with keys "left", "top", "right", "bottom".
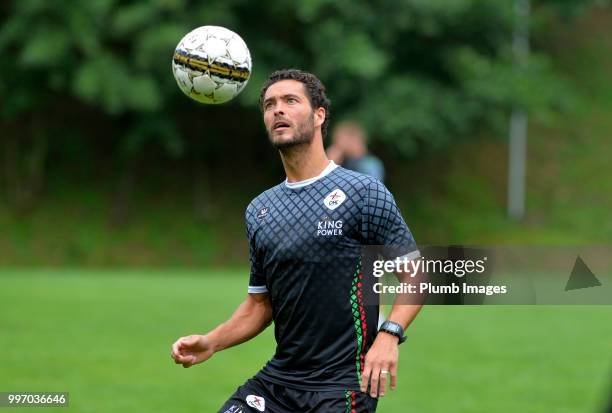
{"left": 245, "top": 162, "right": 419, "bottom": 391}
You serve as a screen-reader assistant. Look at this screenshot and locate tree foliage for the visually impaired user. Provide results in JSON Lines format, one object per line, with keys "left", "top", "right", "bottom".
{"left": 0, "top": 0, "right": 587, "bottom": 213}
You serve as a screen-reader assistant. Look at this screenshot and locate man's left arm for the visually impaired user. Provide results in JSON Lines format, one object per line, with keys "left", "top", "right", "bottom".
{"left": 360, "top": 180, "right": 424, "bottom": 397}
{"left": 360, "top": 267, "right": 425, "bottom": 398}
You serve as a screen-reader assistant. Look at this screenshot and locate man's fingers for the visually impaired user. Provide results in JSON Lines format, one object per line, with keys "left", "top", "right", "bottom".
{"left": 171, "top": 342, "right": 183, "bottom": 362}
{"left": 390, "top": 364, "right": 397, "bottom": 390}
{"left": 360, "top": 365, "right": 372, "bottom": 393}
{"left": 379, "top": 369, "right": 388, "bottom": 397}
{"left": 181, "top": 355, "right": 196, "bottom": 368}
{"left": 172, "top": 338, "right": 188, "bottom": 357}
{"left": 173, "top": 335, "right": 192, "bottom": 350}
{"left": 173, "top": 352, "right": 190, "bottom": 364}
{"left": 171, "top": 337, "right": 194, "bottom": 363}
{"left": 369, "top": 367, "right": 380, "bottom": 398}
{"left": 172, "top": 335, "right": 207, "bottom": 367}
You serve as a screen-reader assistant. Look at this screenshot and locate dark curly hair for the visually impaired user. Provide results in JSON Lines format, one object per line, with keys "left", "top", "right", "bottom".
{"left": 259, "top": 69, "right": 331, "bottom": 139}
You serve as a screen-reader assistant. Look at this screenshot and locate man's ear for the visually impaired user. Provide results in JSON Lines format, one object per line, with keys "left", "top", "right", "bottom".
{"left": 314, "top": 107, "right": 326, "bottom": 128}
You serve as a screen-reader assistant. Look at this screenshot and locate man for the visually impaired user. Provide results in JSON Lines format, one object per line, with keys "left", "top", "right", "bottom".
{"left": 327, "top": 121, "right": 385, "bottom": 182}
{"left": 171, "top": 69, "right": 422, "bottom": 413}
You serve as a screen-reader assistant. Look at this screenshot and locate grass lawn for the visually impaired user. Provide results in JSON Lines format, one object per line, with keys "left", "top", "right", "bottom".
{"left": 1, "top": 269, "right": 610, "bottom": 412}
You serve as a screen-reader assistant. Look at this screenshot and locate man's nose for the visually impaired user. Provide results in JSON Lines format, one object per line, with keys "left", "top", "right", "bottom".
{"left": 273, "top": 102, "right": 285, "bottom": 116}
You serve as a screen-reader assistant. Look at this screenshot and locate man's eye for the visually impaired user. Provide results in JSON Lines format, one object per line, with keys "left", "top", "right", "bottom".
{"left": 287, "top": 98, "right": 297, "bottom": 103}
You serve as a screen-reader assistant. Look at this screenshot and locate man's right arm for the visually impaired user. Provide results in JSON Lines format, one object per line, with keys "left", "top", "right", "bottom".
{"left": 208, "top": 292, "right": 273, "bottom": 351}
{"left": 171, "top": 292, "right": 272, "bottom": 368}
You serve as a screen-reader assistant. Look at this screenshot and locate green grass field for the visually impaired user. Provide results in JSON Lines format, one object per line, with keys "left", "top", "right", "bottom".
{"left": 1, "top": 269, "right": 611, "bottom": 412}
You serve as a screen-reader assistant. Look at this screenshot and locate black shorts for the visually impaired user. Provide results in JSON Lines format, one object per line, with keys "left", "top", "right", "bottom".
{"left": 218, "top": 376, "right": 378, "bottom": 413}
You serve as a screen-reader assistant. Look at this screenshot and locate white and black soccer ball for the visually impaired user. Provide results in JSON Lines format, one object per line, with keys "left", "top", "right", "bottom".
{"left": 172, "top": 26, "right": 252, "bottom": 104}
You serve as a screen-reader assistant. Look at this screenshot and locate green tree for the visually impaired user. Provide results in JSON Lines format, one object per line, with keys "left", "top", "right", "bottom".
{"left": 0, "top": 0, "right": 587, "bottom": 217}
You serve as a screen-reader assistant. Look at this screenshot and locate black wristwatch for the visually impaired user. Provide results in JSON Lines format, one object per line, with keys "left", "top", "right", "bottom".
{"left": 378, "top": 320, "right": 407, "bottom": 344}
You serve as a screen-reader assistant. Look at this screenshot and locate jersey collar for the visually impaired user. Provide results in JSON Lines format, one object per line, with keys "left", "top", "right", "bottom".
{"left": 284, "top": 161, "right": 339, "bottom": 189}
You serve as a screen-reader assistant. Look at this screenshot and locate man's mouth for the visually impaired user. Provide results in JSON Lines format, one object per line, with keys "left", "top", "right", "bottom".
{"left": 273, "top": 120, "right": 291, "bottom": 131}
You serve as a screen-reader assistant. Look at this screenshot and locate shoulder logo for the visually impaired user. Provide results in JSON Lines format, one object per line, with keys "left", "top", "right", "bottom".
{"left": 223, "top": 403, "right": 247, "bottom": 413}
{"left": 256, "top": 207, "right": 269, "bottom": 220}
{"left": 323, "top": 189, "right": 346, "bottom": 210}
{"left": 245, "top": 395, "right": 265, "bottom": 411}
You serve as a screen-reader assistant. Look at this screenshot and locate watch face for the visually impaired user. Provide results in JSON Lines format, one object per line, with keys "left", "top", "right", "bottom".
{"left": 385, "top": 321, "right": 401, "bottom": 334}
{"left": 381, "top": 322, "right": 399, "bottom": 335}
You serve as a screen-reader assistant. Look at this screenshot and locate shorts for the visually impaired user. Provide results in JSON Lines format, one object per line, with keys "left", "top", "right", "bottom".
{"left": 218, "top": 376, "right": 378, "bottom": 413}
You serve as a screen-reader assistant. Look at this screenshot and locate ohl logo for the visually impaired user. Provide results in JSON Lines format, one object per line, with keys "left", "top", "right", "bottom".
{"left": 323, "top": 189, "right": 347, "bottom": 210}
{"left": 245, "top": 395, "right": 265, "bottom": 411}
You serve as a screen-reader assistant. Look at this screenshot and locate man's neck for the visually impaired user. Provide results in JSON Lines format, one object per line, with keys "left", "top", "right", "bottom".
{"left": 280, "top": 138, "right": 330, "bottom": 183}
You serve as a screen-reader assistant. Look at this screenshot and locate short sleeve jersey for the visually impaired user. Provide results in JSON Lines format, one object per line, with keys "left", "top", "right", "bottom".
{"left": 245, "top": 163, "right": 418, "bottom": 391}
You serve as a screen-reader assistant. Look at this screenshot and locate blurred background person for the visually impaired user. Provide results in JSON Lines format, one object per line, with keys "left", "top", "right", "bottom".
{"left": 327, "top": 121, "right": 385, "bottom": 182}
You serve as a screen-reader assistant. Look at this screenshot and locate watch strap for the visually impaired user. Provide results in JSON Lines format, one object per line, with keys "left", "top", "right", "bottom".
{"left": 379, "top": 320, "right": 407, "bottom": 344}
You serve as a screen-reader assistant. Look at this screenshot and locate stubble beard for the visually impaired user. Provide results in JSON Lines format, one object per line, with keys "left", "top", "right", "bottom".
{"left": 267, "top": 115, "right": 315, "bottom": 151}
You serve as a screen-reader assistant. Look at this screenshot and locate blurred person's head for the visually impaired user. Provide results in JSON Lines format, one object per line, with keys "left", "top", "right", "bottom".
{"left": 260, "top": 69, "right": 331, "bottom": 150}
{"left": 332, "top": 121, "right": 368, "bottom": 158}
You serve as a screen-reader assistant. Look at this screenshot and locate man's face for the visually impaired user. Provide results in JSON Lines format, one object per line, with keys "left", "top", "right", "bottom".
{"left": 333, "top": 125, "right": 365, "bottom": 157}
{"left": 262, "top": 80, "right": 321, "bottom": 149}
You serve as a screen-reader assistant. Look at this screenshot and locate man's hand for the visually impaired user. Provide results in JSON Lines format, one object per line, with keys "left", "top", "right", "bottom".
{"left": 171, "top": 334, "right": 215, "bottom": 368}
{"left": 170, "top": 293, "right": 272, "bottom": 369}
{"left": 360, "top": 332, "right": 399, "bottom": 398}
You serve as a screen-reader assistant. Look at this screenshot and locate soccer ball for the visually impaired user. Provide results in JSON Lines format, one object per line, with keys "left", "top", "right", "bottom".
{"left": 172, "top": 26, "right": 252, "bottom": 104}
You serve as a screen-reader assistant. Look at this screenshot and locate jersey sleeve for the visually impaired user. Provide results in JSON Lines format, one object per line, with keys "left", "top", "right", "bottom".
{"left": 361, "top": 180, "right": 420, "bottom": 260}
{"left": 246, "top": 204, "right": 268, "bottom": 294}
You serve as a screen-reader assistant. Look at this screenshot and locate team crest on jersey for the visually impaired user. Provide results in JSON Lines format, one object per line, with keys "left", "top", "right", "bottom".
{"left": 323, "top": 189, "right": 346, "bottom": 210}
{"left": 245, "top": 395, "right": 266, "bottom": 411}
{"left": 257, "top": 207, "right": 269, "bottom": 220}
